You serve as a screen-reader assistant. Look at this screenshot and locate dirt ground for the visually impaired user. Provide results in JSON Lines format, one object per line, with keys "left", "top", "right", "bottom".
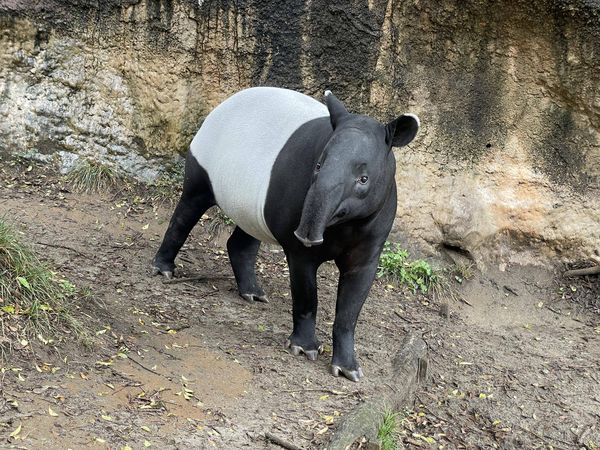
{"left": 0, "top": 159, "right": 599, "bottom": 450}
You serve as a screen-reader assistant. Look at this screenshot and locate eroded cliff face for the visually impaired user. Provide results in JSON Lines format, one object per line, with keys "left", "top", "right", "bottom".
{"left": 371, "top": 0, "right": 600, "bottom": 267}
{"left": 0, "top": 0, "right": 599, "bottom": 267}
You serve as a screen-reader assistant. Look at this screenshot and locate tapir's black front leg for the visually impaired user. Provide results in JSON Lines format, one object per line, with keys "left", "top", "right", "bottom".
{"left": 332, "top": 247, "right": 382, "bottom": 381}
{"left": 286, "top": 252, "right": 322, "bottom": 361}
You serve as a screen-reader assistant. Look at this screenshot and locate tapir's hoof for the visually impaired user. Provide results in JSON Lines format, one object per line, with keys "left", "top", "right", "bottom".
{"left": 331, "top": 365, "right": 364, "bottom": 382}
{"left": 151, "top": 265, "right": 173, "bottom": 279}
{"left": 285, "top": 340, "right": 323, "bottom": 361}
{"left": 151, "top": 258, "right": 175, "bottom": 279}
{"left": 240, "top": 293, "right": 269, "bottom": 303}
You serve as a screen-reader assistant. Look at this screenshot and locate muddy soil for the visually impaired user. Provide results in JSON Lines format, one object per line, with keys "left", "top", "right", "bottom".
{"left": 0, "top": 159, "right": 599, "bottom": 450}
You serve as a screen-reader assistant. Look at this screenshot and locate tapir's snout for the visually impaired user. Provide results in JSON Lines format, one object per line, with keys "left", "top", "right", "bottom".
{"left": 293, "top": 230, "right": 324, "bottom": 247}
{"left": 295, "top": 177, "right": 344, "bottom": 248}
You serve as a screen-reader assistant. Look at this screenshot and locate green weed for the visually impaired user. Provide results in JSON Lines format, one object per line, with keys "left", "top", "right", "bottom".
{"left": 378, "top": 411, "right": 400, "bottom": 450}
{"left": 0, "top": 219, "right": 91, "bottom": 357}
{"left": 205, "top": 207, "right": 235, "bottom": 238}
{"left": 378, "top": 242, "right": 438, "bottom": 293}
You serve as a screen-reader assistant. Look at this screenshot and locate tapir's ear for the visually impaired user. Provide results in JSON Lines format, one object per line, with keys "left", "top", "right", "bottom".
{"left": 324, "top": 90, "right": 349, "bottom": 129}
{"left": 386, "top": 114, "right": 420, "bottom": 147}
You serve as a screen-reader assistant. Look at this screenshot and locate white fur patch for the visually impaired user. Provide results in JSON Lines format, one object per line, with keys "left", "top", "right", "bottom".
{"left": 324, "top": 90, "right": 332, "bottom": 97}
{"left": 190, "top": 87, "right": 328, "bottom": 244}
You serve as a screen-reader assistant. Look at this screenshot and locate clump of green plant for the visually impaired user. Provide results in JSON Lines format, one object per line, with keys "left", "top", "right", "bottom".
{"left": 378, "top": 411, "right": 400, "bottom": 450}
{"left": 205, "top": 207, "right": 235, "bottom": 238}
{"left": 0, "top": 219, "right": 90, "bottom": 357}
{"left": 378, "top": 242, "right": 438, "bottom": 293}
{"left": 452, "top": 261, "right": 475, "bottom": 283}
{"left": 66, "top": 159, "right": 121, "bottom": 193}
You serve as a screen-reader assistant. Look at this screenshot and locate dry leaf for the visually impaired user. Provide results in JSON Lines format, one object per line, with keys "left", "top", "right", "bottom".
{"left": 95, "top": 359, "right": 113, "bottom": 366}
{"left": 9, "top": 424, "right": 22, "bottom": 438}
{"left": 322, "top": 415, "right": 334, "bottom": 425}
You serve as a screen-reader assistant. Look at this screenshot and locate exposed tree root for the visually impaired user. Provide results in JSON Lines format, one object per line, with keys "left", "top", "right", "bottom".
{"left": 265, "top": 432, "right": 303, "bottom": 450}
{"left": 328, "top": 332, "right": 428, "bottom": 450}
{"left": 564, "top": 266, "right": 600, "bottom": 277}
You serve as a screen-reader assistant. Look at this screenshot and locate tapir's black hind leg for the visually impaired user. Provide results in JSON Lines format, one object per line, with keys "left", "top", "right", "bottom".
{"left": 152, "top": 152, "right": 215, "bottom": 278}
{"left": 227, "top": 227, "right": 268, "bottom": 303}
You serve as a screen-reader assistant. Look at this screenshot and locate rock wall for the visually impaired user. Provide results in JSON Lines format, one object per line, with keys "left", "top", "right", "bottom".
{"left": 373, "top": 0, "right": 600, "bottom": 267}
{"left": 1, "top": 0, "right": 599, "bottom": 267}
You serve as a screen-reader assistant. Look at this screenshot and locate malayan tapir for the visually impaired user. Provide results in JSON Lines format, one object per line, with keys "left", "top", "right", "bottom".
{"left": 152, "top": 87, "right": 419, "bottom": 381}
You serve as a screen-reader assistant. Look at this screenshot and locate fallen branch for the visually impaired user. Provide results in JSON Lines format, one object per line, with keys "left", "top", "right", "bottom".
{"left": 36, "top": 241, "right": 89, "bottom": 258}
{"left": 163, "top": 275, "right": 234, "bottom": 284}
{"left": 327, "top": 332, "right": 428, "bottom": 450}
{"left": 280, "top": 388, "right": 352, "bottom": 396}
{"left": 265, "top": 432, "right": 303, "bottom": 450}
{"left": 394, "top": 310, "right": 412, "bottom": 323}
{"left": 563, "top": 266, "right": 600, "bottom": 277}
{"left": 458, "top": 296, "right": 473, "bottom": 307}
{"left": 127, "top": 356, "right": 164, "bottom": 377}
{"left": 503, "top": 285, "right": 519, "bottom": 296}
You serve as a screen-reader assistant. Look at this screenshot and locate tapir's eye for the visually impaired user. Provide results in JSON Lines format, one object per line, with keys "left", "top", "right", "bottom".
{"left": 358, "top": 175, "right": 369, "bottom": 184}
{"left": 315, "top": 163, "right": 321, "bottom": 172}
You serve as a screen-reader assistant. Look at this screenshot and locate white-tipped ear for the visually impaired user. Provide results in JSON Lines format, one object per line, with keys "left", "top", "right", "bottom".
{"left": 386, "top": 114, "right": 420, "bottom": 147}
{"left": 405, "top": 113, "right": 420, "bottom": 129}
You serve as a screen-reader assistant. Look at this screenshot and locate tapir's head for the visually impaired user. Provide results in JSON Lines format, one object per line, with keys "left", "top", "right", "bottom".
{"left": 294, "top": 91, "right": 420, "bottom": 247}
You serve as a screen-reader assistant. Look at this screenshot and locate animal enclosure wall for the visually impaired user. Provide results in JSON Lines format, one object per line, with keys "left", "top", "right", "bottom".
{"left": 1, "top": 0, "right": 599, "bottom": 266}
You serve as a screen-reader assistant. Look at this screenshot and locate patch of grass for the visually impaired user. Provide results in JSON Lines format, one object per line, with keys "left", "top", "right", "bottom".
{"left": 378, "top": 242, "right": 439, "bottom": 293}
{"left": 66, "top": 159, "right": 121, "bottom": 193}
{"left": 0, "top": 219, "right": 91, "bottom": 357}
{"left": 429, "top": 271, "right": 457, "bottom": 302}
{"left": 204, "top": 207, "right": 235, "bottom": 239}
{"left": 452, "top": 261, "right": 475, "bottom": 283}
{"left": 430, "top": 261, "right": 476, "bottom": 302}
{"left": 378, "top": 411, "right": 400, "bottom": 450}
